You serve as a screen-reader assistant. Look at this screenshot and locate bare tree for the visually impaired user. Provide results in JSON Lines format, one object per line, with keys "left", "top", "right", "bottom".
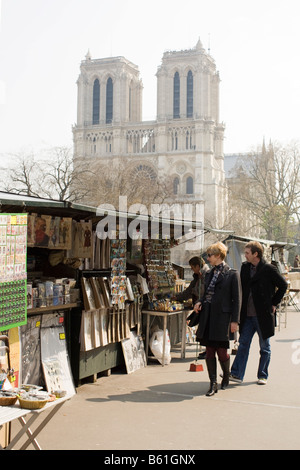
{"left": 0, "top": 154, "right": 42, "bottom": 197}
{"left": 40, "top": 147, "right": 93, "bottom": 202}
{"left": 229, "top": 140, "right": 300, "bottom": 241}
{"left": 0, "top": 147, "right": 93, "bottom": 203}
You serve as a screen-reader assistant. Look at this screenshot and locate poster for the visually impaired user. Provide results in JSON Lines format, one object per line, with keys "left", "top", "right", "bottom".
{"left": 121, "top": 331, "right": 146, "bottom": 374}
{"left": 27, "top": 214, "right": 72, "bottom": 250}
{"left": 40, "top": 313, "right": 75, "bottom": 396}
{"left": 70, "top": 220, "right": 93, "bottom": 258}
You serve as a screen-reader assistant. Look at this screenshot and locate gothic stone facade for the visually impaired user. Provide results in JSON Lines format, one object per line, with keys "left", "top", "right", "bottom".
{"left": 73, "top": 40, "right": 227, "bottom": 232}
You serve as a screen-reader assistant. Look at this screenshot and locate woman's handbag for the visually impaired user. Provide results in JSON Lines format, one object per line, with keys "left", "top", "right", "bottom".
{"left": 186, "top": 310, "right": 200, "bottom": 327}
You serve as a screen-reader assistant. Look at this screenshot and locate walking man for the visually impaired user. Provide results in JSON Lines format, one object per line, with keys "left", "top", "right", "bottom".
{"left": 229, "top": 241, "right": 287, "bottom": 385}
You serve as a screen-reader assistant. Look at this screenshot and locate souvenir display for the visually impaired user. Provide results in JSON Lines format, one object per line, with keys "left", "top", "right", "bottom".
{"left": 79, "top": 234, "right": 143, "bottom": 351}
{"left": 110, "top": 239, "right": 127, "bottom": 306}
{"left": 0, "top": 201, "right": 190, "bottom": 409}
{"left": 0, "top": 214, "right": 27, "bottom": 330}
{"left": 79, "top": 234, "right": 143, "bottom": 352}
{"left": 144, "top": 239, "right": 177, "bottom": 293}
{"left": 153, "top": 299, "right": 184, "bottom": 312}
{"left": 0, "top": 201, "right": 189, "bottom": 397}
{"left": 27, "top": 278, "right": 75, "bottom": 309}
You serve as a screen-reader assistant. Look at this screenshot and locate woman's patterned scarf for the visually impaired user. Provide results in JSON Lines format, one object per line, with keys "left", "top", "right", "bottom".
{"left": 204, "top": 262, "right": 225, "bottom": 303}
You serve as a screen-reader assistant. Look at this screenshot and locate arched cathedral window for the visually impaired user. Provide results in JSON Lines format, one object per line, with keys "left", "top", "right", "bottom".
{"left": 106, "top": 77, "right": 113, "bottom": 124}
{"left": 173, "top": 177, "right": 179, "bottom": 195}
{"left": 92, "top": 79, "right": 100, "bottom": 125}
{"left": 173, "top": 72, "right": 180, "bottom": 119}
{"left": 186, "top": 176, "right": 193, "bottom": 194}
{"left": 187, "top": 70, "right": 193, "bottom": 118}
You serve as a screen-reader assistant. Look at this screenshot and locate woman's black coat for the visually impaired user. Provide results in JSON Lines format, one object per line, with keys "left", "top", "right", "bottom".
{"left": 239, "top": 259, "right": 288, "bottom": 340}
{"left": 196, "top": 264, "right": 242, "bottom": 343}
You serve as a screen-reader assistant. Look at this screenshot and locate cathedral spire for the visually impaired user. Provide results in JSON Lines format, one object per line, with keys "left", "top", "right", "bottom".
{"left": 262, "top": 136, "right": 266, "bottom": 154}
{"left": 196, "top": 38, "right": 204, "bottom": 50}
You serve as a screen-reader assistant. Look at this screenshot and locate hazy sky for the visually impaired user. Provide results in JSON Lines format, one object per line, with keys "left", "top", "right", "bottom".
{"left": 0, "top": 0, "right": 299, "bottom": 164}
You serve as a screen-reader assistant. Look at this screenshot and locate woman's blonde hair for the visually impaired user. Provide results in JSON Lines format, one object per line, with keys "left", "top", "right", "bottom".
{"left": 207, "top": 242, "right": 228, "bottom": 260}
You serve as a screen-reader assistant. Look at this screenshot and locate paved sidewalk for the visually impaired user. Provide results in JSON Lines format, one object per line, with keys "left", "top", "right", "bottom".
{"left": 12, "top": 307, "right": 300, "bottom": 450}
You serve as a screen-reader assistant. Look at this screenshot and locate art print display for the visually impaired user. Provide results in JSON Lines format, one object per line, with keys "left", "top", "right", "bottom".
{"left": 79, "top": 310, "right": 93, "bottom": 351}
{"left": 80, "top": 305, "right": 132, "bottom": 351}
{"left": 20, "top": 315, "right": 43, "bottom": 386}
{"left": 90, "top": 277, "right": 106, "bottom": 309}
{"left": 98, "top": 277, "right": 111, "bottom": 308}
{"left": 27, "top": 214, "right": 72, "bottom": 250}
{"left": 68, "top": 220, "right": 93, "bottom": 259}
{"left": 40, "top": 313, "right": 75, "bottom": 396}
{"left": 79, "top": 235, "right": 144, "bottom": 355}
{"left": 80, "top": 308, "right": 111, "bottom": 350}
{"left": 99, "top": 308, "right": 109, "bottom": 346}
{"left": 121, "top": 331, "right": 146, "bottom": 374}
{"left": 81, "top": 277, "right": 97, "bottom": 311}
{"left": 92, "top": 309, "right": 101, "bottom": 348}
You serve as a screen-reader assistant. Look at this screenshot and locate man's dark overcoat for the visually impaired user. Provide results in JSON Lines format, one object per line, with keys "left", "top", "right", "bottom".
{"left": 239, "top": 259, "right": 288, "bottom": 340}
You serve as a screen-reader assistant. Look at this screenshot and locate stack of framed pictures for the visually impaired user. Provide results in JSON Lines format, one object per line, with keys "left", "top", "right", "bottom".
{"left": 81, "top": 276, "right": 112, "bottom": 311}
{"left": 79, "top": 304, "right": 134, "bottom": 351}
{"left": 80, "top": 275, "right": 137, "bottom": 351}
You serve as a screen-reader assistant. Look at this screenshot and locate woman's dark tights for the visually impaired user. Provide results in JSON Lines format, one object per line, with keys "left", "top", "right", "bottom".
{"left": 206, "top": 346, "right": 229, "bottom": 362}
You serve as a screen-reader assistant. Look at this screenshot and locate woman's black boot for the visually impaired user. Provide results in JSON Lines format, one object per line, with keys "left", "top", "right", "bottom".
{"left": 205, "top": 358, "right": 218, "bottom": 396}
{"left": 220, "top": 358, "right": 230, "bottom": 389}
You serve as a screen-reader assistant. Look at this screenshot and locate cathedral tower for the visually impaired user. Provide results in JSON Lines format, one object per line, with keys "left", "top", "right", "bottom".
{"left": 76, "top": 51, "right": 142, "bottom": 127}
{"left": 156, "top": 39, "right": 220, "bottom": 122}
{"left": 73, "top": 41, "right": 227, "bottom": 233}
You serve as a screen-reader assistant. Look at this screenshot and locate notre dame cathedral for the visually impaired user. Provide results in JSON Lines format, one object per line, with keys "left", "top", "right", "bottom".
{"left": 72, "top": 39, "right": 234, "bottom": 265}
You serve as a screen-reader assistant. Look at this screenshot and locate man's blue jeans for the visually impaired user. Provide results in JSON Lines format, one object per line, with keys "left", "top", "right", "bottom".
{"left": 231, "top": 316, "right": 271, "bottom": 381}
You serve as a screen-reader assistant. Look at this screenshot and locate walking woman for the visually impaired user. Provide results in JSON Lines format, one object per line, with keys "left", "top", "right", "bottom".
{"left": 194, "top": 242, "right": 241, "bottom": 396}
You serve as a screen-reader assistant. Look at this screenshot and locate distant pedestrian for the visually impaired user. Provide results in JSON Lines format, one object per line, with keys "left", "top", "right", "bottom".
{"left": 229, "top": 241, "right": 288, "bottom": 385}
{"left": 175, "top": 256, "right": 209, "bottom": 305}
{"left": 294, "top": 255, "right": 300, "bottom": 268}
{"left": 194, "top": 242, "right": 241, "bottom": 396}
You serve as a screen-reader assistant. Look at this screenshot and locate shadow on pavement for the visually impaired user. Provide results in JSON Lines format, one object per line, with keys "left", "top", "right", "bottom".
{"left": 84, "top": 379, "right": 250, "bottom": 404}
